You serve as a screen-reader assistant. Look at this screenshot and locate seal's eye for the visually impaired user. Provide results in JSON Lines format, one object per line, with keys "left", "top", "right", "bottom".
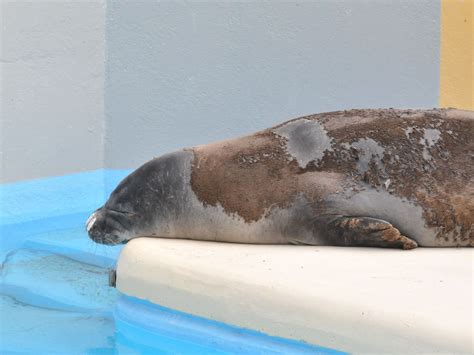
{"left": 107, "top": 208, "right": 136, "bottom": 216}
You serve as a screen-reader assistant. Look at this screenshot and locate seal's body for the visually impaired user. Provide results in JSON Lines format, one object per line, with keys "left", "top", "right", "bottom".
{"left": 87, "top": 109, "right": 473, "bottom": 249}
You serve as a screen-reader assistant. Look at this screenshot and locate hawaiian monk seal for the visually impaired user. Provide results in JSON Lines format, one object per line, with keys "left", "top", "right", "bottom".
{"left": 87, "top": 108, "right": 473, "bottom": 249}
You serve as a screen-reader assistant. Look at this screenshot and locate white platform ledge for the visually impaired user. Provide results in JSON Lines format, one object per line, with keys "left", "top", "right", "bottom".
{"left": 116, "top": 238, "right": 473, "bottom": 354}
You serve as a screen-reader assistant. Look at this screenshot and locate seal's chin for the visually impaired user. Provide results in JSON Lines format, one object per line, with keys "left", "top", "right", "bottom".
{"left": 90, "top": 233, "right": 123, "bottom": 245}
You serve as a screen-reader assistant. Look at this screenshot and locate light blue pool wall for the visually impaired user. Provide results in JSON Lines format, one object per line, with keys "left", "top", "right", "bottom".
{"left": 1, "top": 1, "right": 441, "bottom": 184}
{"left": 0, "top": 169, "right": 130, "bottom": 226}
{"left": 0, "top": 169, "right": 130, "bottom": 254}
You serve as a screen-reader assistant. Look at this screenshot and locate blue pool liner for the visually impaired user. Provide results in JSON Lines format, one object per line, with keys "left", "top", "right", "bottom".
{"left": 1, "top": 169, "right": 131, "bottom": 253}
{"left": 115, "top": 294, "right": 347, "bottom": 354}
{"left": 0, "top": 169, "right": 131, "bottom": 226}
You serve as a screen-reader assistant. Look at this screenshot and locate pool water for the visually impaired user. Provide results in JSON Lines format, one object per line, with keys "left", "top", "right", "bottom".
{"left": 0, "top": 217, "right": 123, "bottom": 353}
{"left": 0, "top": 171, "right": 344, "bottom": 354}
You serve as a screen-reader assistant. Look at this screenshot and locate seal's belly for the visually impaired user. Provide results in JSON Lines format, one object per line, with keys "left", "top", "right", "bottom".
{"left": 153, "top": 194, "right": 319, "bottom": 245}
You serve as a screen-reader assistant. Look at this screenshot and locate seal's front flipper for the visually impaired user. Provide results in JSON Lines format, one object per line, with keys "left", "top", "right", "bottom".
{"left": 320, "top": 216, "right": 418, "bottom": 250}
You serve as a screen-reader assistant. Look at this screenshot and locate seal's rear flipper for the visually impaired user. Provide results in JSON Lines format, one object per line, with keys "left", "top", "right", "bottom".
{"left": 319, "top": 216, "right": 418, "bottom": 250}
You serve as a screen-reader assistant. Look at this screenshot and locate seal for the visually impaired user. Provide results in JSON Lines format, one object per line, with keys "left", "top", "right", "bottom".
{"left": 87, "top": 108, "right": 474, "bottom": 249}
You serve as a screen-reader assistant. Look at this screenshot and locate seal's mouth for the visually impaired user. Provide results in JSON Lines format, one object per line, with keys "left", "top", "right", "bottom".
{"left": 91, "top": 233, "right": 122, "bottom": 245}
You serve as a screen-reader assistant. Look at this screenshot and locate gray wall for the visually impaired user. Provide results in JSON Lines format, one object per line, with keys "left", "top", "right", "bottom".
{"left": 1, "top": 1, "right": 105, "bottom": 183}
{"left": 0, "top": 1, "right": 442, "bottom": 181}
{"left": 105, "top": 1, "right": 440, "bottom": 169}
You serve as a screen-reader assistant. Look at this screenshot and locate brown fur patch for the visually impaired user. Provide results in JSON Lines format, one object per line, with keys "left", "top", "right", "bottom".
{"left": 190, "top": 132, "right": 343, "bottom": 222}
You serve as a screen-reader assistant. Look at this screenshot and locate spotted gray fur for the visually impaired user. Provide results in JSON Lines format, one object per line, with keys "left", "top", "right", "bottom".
{"left": 273, "top": 119, "right": 333, "bottom": 168}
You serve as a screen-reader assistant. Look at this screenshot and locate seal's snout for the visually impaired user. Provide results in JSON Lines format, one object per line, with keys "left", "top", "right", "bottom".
{"left": 87, "top": 208, "right": 108, "bottom": 244}
{"left": 86, "top": 211, "right": 98, "bottom": 233}
{"left": 86, "top": 208, "right": 125, "bottom": 245}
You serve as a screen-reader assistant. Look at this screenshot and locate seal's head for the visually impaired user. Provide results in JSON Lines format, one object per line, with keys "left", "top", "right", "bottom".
{"left": 86, "top": 153, "right": 187, "bottom": 245}
{"left": 86, "top": 166, "right": 157, "bottom": 245}
{"left": 86, "top": 180, "right": 153, "bottom": 245}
